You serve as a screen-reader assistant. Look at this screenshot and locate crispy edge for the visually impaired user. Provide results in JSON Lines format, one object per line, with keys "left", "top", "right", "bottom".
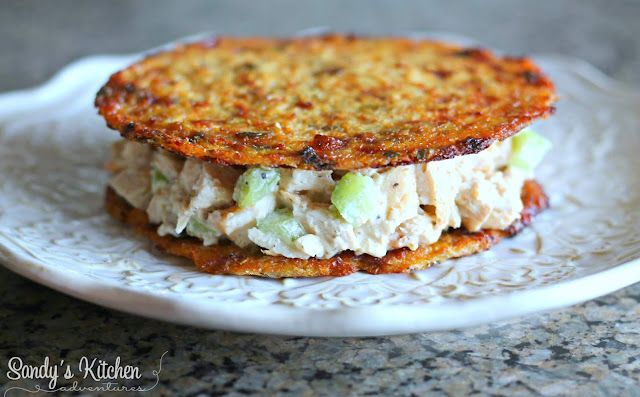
{"left": 105, "top": 180, "right": 548, "bottom": 278}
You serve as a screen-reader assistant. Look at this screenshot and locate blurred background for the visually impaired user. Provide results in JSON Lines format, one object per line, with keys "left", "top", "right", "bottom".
{"left": 2, "top": 0, "right": 639, "bottom": 91}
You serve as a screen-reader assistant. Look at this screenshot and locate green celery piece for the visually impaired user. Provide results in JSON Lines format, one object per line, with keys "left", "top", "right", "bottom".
{"left": 509, "top": 129, "right": 552, "bottom": 171}
{"left": 257, "top": 209, "right": 306, "bottom": 243}
{"left": 233, "top": 167, "right": 280, "bottom": 208}
{"left": 186, "top": 217, "right": 220, "bottom": 239}
{"left": 151, "top": 168, "right": 169, "bottom": 191}
{"left": 331, "top": 172, "right": 377, "bottom": 225}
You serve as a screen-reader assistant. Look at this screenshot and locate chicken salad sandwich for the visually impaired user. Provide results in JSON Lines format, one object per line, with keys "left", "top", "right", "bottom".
{"left": 96, "top": 35, "right": 555, "bottom": 277}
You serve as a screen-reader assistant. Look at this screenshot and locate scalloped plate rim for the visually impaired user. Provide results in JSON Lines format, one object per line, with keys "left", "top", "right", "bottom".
{"left": 1, "top": 233, "right": 639, "bottom": 337}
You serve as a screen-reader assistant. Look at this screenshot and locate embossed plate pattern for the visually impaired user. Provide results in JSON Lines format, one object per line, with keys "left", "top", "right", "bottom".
{"left": 0, "top": 35, "right": 639, "bottom": 336}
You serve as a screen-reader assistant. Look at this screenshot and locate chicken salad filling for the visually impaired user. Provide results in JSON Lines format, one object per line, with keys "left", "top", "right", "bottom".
{"left": 107, "top": 130, "right": 550, "bottom": 259}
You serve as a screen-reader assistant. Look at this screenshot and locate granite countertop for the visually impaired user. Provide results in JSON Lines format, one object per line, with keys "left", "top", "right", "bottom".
{"left": 1, "top": 1, "right": 639, "bottom": 396}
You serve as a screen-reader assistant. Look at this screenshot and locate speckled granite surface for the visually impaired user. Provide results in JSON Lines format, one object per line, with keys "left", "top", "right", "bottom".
{"left": 1, "top": 268, "right": 639, "bottom": 396}
{"left": 1, "top": 1, "right": 640, "bottom": 396}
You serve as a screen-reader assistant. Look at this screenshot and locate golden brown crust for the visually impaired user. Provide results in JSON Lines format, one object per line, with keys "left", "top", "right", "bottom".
{"left": 105, "top": 180, "right": 548, "bottom": 278}
{"left": 95, "top": 35, "right": 556, "bottom": 170}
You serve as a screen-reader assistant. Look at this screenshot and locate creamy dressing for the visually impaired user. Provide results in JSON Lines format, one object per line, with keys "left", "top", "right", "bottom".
{"left": 108, "top": 139, "right": 529, "bottom": 259}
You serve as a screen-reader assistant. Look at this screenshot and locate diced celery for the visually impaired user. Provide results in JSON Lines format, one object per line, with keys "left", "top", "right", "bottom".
{"left": 186, "top": 217, "right": 220, "bottom": 240}
{"left": 509, "top": 129, "right": 552, "bottom": 171}
{"left": 331, "top": 172, "right": 377, "bottom": 225}
{"left": 233, "top": 167, "right": 280, "bottom": 208}
{"left": 151, "top": 167, "right": 169, "bottom": 191}
{"left": 257, "top": 209, "right": 306, "bottom": 243}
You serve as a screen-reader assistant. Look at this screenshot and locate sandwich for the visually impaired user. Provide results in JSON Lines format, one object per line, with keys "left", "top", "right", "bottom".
{"left": 96, "top": 35, "right": 556, "bottom": 277}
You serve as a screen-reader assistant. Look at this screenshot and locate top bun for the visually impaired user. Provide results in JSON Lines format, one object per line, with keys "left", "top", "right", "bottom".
{"left": 96, "top": 35, "right": 556, "bottom": 170}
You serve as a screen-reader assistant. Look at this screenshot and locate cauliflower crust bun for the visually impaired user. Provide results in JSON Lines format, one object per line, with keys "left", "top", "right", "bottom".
{"left": 95, "top": 35, "right": 556, "bottom": 170}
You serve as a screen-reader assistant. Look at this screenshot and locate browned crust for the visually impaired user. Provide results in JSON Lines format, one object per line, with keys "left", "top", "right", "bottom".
{"left": 105, "top": 180, "right": 549, "bottom": 278}
{"left": 95, "top": 35, "right": 556, "bottom": 170}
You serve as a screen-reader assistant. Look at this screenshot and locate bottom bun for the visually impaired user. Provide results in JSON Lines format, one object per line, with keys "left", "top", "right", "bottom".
{"left": 105, "top": 180, "right": 548, "bottom": 278}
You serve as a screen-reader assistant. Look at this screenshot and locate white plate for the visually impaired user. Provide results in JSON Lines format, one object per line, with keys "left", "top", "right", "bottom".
{"left": 0, "top": 35, "right": 639, "bottom": 337}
